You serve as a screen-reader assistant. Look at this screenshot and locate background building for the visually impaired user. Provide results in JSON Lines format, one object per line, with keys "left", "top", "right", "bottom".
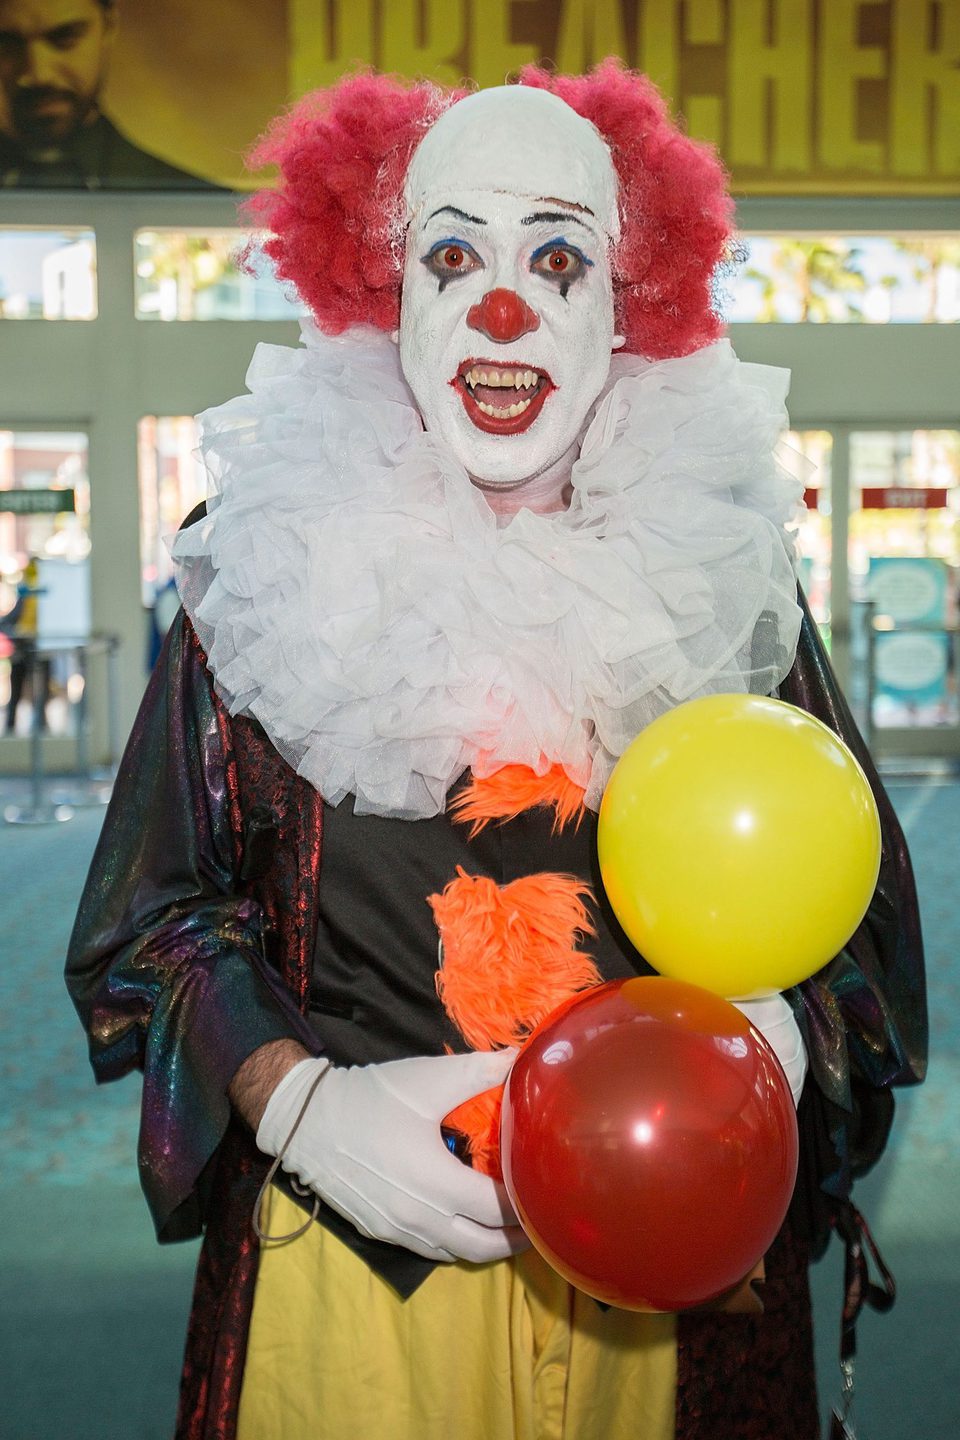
{"left": 0, "top": 4, "right": 957, "bottom": 1437}
{"left": 2, "top": 0, "right": 958, "bottom": 770}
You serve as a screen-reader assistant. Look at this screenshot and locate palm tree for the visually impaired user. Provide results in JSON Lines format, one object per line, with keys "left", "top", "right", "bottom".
{"left": 744, "top": 238, "right": 868, "bottom": 322}
{"left": 138, "top": 233, "right": 237, "bottom": 320}
{"left": 890, "top": 238, "right": 960, "bottom": 323}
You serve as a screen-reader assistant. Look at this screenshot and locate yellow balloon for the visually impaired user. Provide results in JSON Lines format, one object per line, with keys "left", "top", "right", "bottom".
{"left": 597, "top": 694, "right": 882, "bottom": 997}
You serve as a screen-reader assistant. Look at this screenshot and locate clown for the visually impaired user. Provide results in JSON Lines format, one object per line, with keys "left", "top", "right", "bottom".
{"left": 398, "top": 84, "right": 620, "bottom": 499}
{"left": 67, "top": 63, "right": 925, "bottom": 1440}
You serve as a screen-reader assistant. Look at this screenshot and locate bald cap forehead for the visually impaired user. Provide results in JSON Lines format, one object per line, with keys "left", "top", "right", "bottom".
{"left": 404, "top": 85, "right": 621, "bottom": 241}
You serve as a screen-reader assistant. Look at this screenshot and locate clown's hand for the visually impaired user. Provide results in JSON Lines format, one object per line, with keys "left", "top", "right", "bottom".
{"left": 256, "top": 1051, "right": 527, "bottom": 1263}
{"left": 732, "top": 993, "right": 807, "bottom": 1107}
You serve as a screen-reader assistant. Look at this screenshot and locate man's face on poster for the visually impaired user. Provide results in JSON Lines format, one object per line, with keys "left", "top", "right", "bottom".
{"left": 0, "top": 0, "right": 115, "bottom": 149}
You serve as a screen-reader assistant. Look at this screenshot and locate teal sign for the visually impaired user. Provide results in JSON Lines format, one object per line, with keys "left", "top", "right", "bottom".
{"left": 0, "top": 489, "right": 75, "bottom": 516}
{"left": 868, "top": 557, "right": 951, "bottom": 720}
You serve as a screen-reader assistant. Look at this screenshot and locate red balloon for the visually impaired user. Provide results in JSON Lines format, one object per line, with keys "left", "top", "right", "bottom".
{"left": 501, "top": 977, "right": 798, "bottom": 1311}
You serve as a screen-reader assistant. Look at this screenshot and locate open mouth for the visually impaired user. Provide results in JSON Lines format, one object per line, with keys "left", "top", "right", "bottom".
{"left": 19, "top": 89, "right": 73, "bottom": 116}
{"left": 453, "top": 360, "right": 553, "bottom": 434}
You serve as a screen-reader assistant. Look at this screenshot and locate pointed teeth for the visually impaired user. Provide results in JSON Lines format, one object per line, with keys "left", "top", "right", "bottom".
{"left": 463, "top": 367, "right": 541, "bottom": 390}
{"left": 476, "top": 396, "right": 534, "bottom": 418}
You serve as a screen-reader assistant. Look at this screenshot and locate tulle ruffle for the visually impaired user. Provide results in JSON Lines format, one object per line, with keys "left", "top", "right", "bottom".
{"left": 173, "top": 324, "right": 803, "bottom": 819}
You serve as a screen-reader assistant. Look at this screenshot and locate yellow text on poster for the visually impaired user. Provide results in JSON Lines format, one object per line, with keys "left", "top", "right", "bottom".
{"left": 289, "top": 0, "right": 960, "bottom": 193}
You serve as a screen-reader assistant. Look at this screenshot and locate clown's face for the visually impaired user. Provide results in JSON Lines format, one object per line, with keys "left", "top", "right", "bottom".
{"left": 399, "top": 87, "right": 618, "bottom": 490}
{"left": 400, "top": 189, "right": 614, "bottom": 488}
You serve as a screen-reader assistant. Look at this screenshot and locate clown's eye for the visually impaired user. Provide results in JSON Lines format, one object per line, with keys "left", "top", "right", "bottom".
{"left": 530, "top": 242, "right": 592, "bottom": 291}
{"left": 422, "top": 240, "right": 483, "bottom": 283}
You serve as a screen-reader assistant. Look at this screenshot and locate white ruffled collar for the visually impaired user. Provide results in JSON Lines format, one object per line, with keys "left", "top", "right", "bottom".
{"left": 173, "top": 324, "right": 803, "bottom": 819}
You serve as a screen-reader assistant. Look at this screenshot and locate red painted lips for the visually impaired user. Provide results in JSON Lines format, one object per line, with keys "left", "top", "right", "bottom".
{"left": 453, "top": 359, "right": 554, "bottom": 435}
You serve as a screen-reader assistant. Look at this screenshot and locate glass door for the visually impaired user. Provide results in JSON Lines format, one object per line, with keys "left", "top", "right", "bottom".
{"left": 787, "top": 426, "right": 960, "bottom": 758}
{"left": 848, "top": 429, "right": 960, "bottom": 750}
{"left": 0, "top": 429, "right": 91, "bottom": 739}
{"left": 783, "top": 430, "right": 833, "bottom": 636}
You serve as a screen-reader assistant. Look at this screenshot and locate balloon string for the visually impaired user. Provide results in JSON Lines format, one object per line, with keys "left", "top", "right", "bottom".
{"left": 252, "top": 1062, "right": 331, "bottom": 1244}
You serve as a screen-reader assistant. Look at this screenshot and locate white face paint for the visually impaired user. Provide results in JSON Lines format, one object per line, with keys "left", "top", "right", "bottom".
{"left": 399, "top": 88, "right": 618, "bottom": 489}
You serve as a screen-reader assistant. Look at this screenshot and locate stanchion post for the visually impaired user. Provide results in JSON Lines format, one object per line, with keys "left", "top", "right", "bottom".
{"left": 865, "top": 604, "right": 876, "bottom": 755}
{"left": 106, "top": 634, "right": 121, "bottom": 774}
{"left": 27, "top": 645, "right": 44, "bottom": 815}
{"left": 74, "top": 641, "right": 91, "bottom": 781}
{"left": 3, "top": 643, "right": 73, "bottom": 825}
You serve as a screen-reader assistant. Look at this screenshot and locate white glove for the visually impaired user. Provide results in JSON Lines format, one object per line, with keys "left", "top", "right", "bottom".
{"left": 257, "top": 1050, "right": 528, "bottom": 1264}
{"left": 732, "top": 993, "right": 807, "bottom": 1107}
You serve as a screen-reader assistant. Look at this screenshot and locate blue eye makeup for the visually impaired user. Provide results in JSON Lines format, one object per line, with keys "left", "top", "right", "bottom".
{"left": 421, "top": 238, "right": 484, "bottom": 292}
{"left": 529, "top": 238, "right": 593, "bottom": 299}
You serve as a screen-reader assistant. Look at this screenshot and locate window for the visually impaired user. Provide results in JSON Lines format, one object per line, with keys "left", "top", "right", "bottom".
{"left": 849, "top": 430, "right": 960, "bottom": 584}
{"left": 0, "top": 431, "right": 91, "bottom": 737}
{"left": 727, "top": 236, "right": 960, "bottom": 324}
{"left": 781, "top": 431, "right": 833, "bottom": 631}
{"left": 138, "top": 416, "right": 206, "bottom": 606}
{"left": 134, "top": 229, "right": 305, "bottom": 321}
{"left": 0, "top": 228, "right": 97, "bottom": 320}
{"left": 848, "top": 430, "right": 960, "bottom": 730}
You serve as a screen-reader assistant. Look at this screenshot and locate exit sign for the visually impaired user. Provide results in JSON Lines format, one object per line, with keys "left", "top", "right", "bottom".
{"left": 861, "top": 487, "right": 949, "bottom": 510}
{"left": 0, "top": 488, "right": 75, "bottom": 515}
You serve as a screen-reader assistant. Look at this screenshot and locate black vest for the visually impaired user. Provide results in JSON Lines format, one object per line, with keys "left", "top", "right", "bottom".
{"left": 290, "top": 783, "right": 653, "bottom": 1296}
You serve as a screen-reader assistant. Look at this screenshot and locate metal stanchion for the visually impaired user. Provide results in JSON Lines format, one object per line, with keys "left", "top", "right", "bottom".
{"left": 2, "top": 634, "right": 121, "bottom": 821}
{"left": 865, "top": 603, "right": 876, "bottom": 754}
{"left": 74, "top": 640, "right": 90, "bottom": 778}
{"left": 84, "top": 633, "right": 119, "bottom": 804}
{"left": 3, "top": 644, "right": 73, "bottom": 825}
{"left": 106, "top": 633, "right": 121, "bottom": 776}
{"left": 50, "top": 635, "right": 117, "bottom": 807}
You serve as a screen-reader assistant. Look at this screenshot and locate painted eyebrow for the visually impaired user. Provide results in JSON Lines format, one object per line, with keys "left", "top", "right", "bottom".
{"left": 426, "top": 205, "right": 487, "bottom": 225}
{"left": 522, "top": 210, "right": 594, "bottom": 231}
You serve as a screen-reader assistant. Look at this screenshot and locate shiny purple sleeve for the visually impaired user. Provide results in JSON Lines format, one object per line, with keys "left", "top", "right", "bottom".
{"left": 65, "top": 612, "right": 312, "bottom": 1242}
{"left": 779, "top": 594, "right": 927, "bottom": 1224}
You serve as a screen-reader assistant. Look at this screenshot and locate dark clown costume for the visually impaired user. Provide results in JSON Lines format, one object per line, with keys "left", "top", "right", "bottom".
{"left": 67, "top": 63, "right": 926, "bottom": 1440}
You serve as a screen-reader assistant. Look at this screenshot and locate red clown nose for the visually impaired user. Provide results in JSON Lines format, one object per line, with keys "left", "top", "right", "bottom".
{"left": 467, "top": 288, "right": 541, "bottom": 343}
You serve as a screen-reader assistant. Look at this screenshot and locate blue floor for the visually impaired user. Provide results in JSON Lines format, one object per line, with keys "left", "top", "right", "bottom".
{"left": 1, "top": 779, "right": 957, "bottom": 1438}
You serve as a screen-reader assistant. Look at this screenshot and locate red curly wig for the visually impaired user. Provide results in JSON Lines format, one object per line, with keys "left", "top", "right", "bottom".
{"left": 245, "top": 60, "right": 733, "bottom": 361}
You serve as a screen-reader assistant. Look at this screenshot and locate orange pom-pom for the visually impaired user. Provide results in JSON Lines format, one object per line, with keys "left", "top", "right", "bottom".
{"left": 443, "top": 1087, "right": 505, "bottom": 1181}
{"left": 430, "top": 868, "right": 600, "bottom": 1050}
{"left": 432, "top": 867, "right": 600, "bottom": 1172}
{"left": 435, "top": 766, "right": 598, "bottom": 1176}
{"left": 449, "top": 764, "right": 586, "bottom": 837}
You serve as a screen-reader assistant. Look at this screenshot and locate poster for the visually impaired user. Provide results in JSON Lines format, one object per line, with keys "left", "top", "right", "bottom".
{"left": 0, "top": 0, "right": 957, "bottom": 193}
{"left": 868, "top": 555, "right": 953, "bottom": 722}
{"left": 868, "top": 555, "right": 949, "bottom": 625}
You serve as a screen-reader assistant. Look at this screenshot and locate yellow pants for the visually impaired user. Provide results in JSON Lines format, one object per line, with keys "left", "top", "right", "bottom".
{"left": 238, "top": 1186, "right": 676, "bottom": 1440}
